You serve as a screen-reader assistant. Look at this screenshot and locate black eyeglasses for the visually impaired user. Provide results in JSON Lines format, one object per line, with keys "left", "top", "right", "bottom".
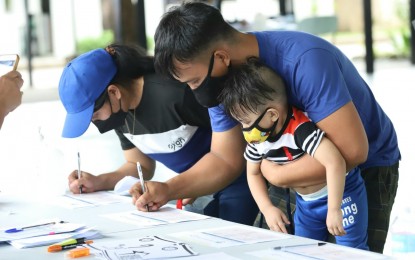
{"left": 93, "top": 89, "right": 108, "bottom": 112}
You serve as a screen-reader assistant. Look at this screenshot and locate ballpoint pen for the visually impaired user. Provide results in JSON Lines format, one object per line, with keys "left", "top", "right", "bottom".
{"left": 47, "top": 237, "right": 93, "bottom": 252}
{"left": 77, "top": 152, "right": 83, "bottom": 194}
{"left": 5, "top": 221, "right": 64, "bottom": 233}
{"left": 136, "top": 162, "right": 150, "bottom": 212}
{"left": 273, "top": 242, "right": 326, "bottom": 250}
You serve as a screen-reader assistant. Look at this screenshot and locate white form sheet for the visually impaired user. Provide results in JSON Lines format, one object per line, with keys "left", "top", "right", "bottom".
{"left": 101, "top": 206, "right": 210, "bottom": 228}
{"left": 246, "top": 243, "right": 389, "bottom": 260}
{"left": 87, "top": 235, "right": 198, "bottom": 260}
{"left": 170, "top": 225, "right": 293, "bottom": 248}
{"left": 49, "top": 191, "right": 131, "bottom": 209}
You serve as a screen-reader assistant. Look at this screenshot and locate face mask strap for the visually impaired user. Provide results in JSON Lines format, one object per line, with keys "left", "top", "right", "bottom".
{"left": 242, "top": 107, "right": 271, "bottom": 132}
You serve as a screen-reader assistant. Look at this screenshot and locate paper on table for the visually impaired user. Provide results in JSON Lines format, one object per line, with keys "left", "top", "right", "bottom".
{"left": 9, "top": 227, "right": 101, "bottom": 249}
{"left": 275, "top": 243, "right": 387, "bottom": 260}
{"left": 87, "top": 235, "right": 198, "bottom": 260}
{"left": 101, "top": 205, "right": 210, "bottom": 228}
{"left": 49, "top": 191, "right": 131, "bottom": 209}
{"left": 170, "top": 225, "right": 292, "bottom": 248}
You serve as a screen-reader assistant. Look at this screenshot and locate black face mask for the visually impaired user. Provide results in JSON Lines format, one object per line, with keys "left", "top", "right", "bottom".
{"left": 192, "top": 54, "right": 230, "bottom": 108}
{"left": 92, "top": 99, "right": 128, "bottom": 134}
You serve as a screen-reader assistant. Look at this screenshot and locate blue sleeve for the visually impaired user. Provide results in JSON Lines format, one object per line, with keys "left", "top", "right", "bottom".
{"left": 208, "top": 105, "right": 239, "bottom": 132}
{"left": 293, "top": 49, "right": 352, "bottom": 123}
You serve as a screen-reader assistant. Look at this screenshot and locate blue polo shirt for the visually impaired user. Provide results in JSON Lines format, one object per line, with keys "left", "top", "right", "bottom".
{"left": 209, "top": 30, "right": 400, "bottom": 169}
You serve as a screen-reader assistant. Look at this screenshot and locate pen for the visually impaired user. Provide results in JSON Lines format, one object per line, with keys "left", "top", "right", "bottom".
{"left": 136, "top": 162, "right": 150, "bottom": 212}
{"left": 77, "top": 152, "right": 83, "bottom": 194}
{"left": 5, "top": 221, "right": 64, "bottom": 233}
{"left": 47, "top": 238, "right": 93, "bottom": 252}
{"left": 274, "top": 242, "right": 326, "bottom": 250}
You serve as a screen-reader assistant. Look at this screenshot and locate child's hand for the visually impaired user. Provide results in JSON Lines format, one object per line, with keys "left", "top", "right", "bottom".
{"left": 327, "top": 208, "right": 346, "bottom": 236}
{"left": 262, "top": 206, "right": 290, "bottom": 233}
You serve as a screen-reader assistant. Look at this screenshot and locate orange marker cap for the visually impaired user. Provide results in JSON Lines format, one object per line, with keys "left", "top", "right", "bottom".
{"left": 66, "top": 247, "right": 90, "bottom": 258}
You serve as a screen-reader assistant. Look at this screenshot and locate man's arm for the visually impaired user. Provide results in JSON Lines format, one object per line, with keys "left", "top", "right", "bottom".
{"left": 132, "top": 125, "right": 246, "bottom": 211}
{"left": 165, "top": 125, "right": 246, "bottom": 199}
{"left": 261, "top": 102, "right": 367, "bottom": 187}
{"left": 316, "top": 101, "right": 368, "bottom": 170}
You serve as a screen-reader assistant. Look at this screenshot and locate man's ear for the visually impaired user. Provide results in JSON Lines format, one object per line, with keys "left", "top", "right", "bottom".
{"left": 214, "top": 50, "right": 231, "bottom": 67}
{"left": 107, "top": 84, "right": 122, "bottom": 99}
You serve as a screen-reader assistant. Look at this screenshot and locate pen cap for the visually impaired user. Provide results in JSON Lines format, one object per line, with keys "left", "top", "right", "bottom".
{"left": 66, "top": 247, "right": 90, "bottom": 258}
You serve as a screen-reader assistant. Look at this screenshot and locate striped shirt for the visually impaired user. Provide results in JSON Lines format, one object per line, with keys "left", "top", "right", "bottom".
{"left": 244, "top": 106, "right": 325, "bottom": 164}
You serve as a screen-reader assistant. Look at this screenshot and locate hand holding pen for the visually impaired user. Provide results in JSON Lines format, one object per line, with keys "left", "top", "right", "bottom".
{"left": 136, "top": 162, "right": 150, "bottom": 212}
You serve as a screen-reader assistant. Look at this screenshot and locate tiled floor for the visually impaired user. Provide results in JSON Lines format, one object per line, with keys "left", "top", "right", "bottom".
{"left": 0, "top": 58, "right": 414, "bottom": 256}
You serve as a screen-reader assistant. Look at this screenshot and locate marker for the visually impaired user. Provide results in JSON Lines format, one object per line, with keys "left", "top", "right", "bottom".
{"left": 5, "top": 221, "right": 63, "bottom": 233}
{"left": 47, "top": 238, "right": 93, "bottom": 252}
{"left": 176, "top": 199, "right": 183, "bottom": 210}
{"left": 66, "top": 247, "right": 90, "bottom": 258}
{"left": 136, "top": 162, "right": 150, "bottom": 212}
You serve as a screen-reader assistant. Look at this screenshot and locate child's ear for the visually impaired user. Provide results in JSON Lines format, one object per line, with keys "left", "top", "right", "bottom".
{"left": 269, "top": 108, "right": 280, "bottom": 122}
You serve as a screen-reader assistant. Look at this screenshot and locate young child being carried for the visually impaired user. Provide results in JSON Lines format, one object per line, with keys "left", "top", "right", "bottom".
{"left": 220, "top": 57, "right": 368, "bottom": 250}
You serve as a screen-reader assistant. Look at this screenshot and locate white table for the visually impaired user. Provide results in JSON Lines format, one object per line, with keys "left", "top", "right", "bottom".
{"left": 0, "top": 194, "right": 391, "bottom": 260}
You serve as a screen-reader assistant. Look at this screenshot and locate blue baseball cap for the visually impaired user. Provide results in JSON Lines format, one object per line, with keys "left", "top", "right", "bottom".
{"left": 59, "top": 48, "right": 117, "bottom": 138}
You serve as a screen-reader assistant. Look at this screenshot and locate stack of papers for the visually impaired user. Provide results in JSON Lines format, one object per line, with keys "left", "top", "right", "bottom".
{"left": 0, "top": 219, "right": 101, "bottom": 249}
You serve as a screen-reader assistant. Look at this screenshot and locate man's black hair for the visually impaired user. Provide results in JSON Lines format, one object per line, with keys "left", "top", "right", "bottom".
{"left": 154, "top": 2, "right": 235, "bottom": 78}
{"left": 220, "top": 57, "right": 287, "bottom": 121}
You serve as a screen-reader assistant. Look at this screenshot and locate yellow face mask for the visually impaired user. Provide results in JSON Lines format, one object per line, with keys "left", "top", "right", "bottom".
{"left": 242, "top": 108, "right": 278, "bottom": 144}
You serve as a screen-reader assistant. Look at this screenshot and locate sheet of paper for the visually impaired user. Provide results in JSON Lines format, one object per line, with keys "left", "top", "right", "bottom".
{"left": 247, "top": 243, "right": 388, "bottom": 260}
{"left": 61, "top": 191, "right": 131, "bottom": 207}
{"left": 183, "top": 252, "right": 241, "bottom": 260}
{"left": 0, "top": 221, "right": 85, "bottom": 241}
{"left": 87, "top": 235, "right": 198, "bottom": 260}
{"left": 101, "top": 206, "right": 210, "bottom": 228}
{"left": 47, "top": 191, "right": 131, "bottom": 209}
{"left": 170, "top": 225, "right": 292, "bottom": 248}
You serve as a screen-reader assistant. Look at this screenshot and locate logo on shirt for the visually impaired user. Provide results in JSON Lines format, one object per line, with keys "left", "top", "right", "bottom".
{"left": 168, "top": 137, "right": 186, "bottom": 151}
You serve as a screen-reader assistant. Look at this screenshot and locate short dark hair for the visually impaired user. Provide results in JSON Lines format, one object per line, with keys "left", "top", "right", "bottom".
{"left": 154, "top": 2, "right": 236, "bottom": 78}
{"left": 220, "top": 57, "right": 287, "bottom": 121}
{"left": 107, "top": 43, "right": 155, "bottom": 89}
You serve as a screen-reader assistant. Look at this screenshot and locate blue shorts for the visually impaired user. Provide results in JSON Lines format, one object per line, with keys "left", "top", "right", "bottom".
{"left": 294, "top": 168, "right": 369, "bottom": 250}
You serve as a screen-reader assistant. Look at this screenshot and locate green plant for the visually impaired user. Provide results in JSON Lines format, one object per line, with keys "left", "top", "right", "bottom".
{"left": 388, "top": 2, "right": 410, "bottom": 58}
{"left": 76, "top": 30, "right": 114, "bottom": 54}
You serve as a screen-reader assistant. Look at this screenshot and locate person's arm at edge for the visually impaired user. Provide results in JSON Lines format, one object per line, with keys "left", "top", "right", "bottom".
{"left": 261, "top": 102, "right": 367, "bottom": 187}
{"left": 0, "top": 71, "right": 24, "bottom": 129}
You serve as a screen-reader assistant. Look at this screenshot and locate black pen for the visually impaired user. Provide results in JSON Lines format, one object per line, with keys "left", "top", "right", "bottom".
{"left": 274, "top": 242, "right": 326, "bottom": 250}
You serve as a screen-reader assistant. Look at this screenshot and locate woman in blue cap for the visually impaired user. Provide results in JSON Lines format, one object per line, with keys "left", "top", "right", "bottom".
{"left": 58, "top": 44, "right": 258, "bottom": 225}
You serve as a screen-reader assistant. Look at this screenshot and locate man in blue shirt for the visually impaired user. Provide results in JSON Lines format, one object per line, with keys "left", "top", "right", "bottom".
{"left": 137, "top": 2, "right": 400, "bottom": 254}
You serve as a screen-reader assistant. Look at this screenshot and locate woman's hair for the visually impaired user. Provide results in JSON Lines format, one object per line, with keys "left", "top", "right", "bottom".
{"left": 106, "top": 43, "right": 155, "bottom": 89}
{"left": 154, "top": 2, "right": 236, "bottom": 78}
{"left": 220, "top": 57, "right": 287, "bottom": 121}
